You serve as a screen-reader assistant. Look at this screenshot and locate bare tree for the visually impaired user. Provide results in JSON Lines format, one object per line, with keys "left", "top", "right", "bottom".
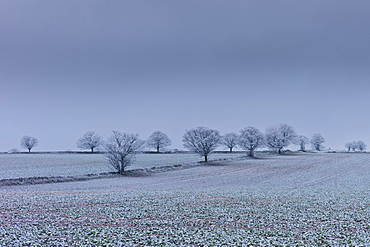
{"left": 77, "top": 131, "right": 102, "bottom": 153}
{"left": 265, "top": 123, "right": 296, "bottom": 154}
{"left": 357, "top": 141, "right": 367, "bottom": 151}
{"left": 345, "top": 142, "right": 352, "bottom": 152}
{"left": 104, "top": 131, "right": 145, "bottom": 174}
{"left": 146, "top": 131, "right": 171, "bottom": 153}
{"left": 350, "top": 141, "right": 358, "bottom": 151}
{"left": 345, "top": 141, "right": 358, "bottom": 151}
{"left": 20, "top": 135, "right": 38, "bottom": 152}
{"left": 183, "top": 126, "right": 220, "bottom": 162}
{"left": 221, "top": 133, "right": 239, "bottom": 152}
{"left": 311, "top": 133, "right": 325, "bottom": 151}
{"left": 296, "top": 135, "right": 310, "bottom": 152}
{"left": 238, "top": 127, "right": 264, "bottom": 157}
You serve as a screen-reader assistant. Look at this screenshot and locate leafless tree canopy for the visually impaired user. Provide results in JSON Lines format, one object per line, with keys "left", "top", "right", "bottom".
{"left": 146, "top": 131, "right": 171, "bottom": 153}
{"left": 76, "top": 131, "right": 102, "bottom": 153}
{"left": 183, "top": 127, "right": 220, "bottom": 162}
{"left": 238, "top": 127, "right": 264, "bottom": 157}
{"left": 104, "top": 131, "right": 145, "bottom": 174}
{"left": 346, "top": 140, "right": 366, "bottom": 152}
{"left": 345, "top": 141, "right": 357, "bottom": 151}
{"left": 357, "top": 141, "right": 367, "bottom": 151}
{"left": 311, "top": 133, "right": 325, "bottom": 151}
{"left": 296, "top": 135, "right": 310, "bottom": 152}
{"left": 20, "top": 135, "right": 38, "bottom": 152}
{"left": 265, "top": 123, "right": 296, "bottom": 154}
{"left": 221, "top": 133, "right": 239, "bottom": 153}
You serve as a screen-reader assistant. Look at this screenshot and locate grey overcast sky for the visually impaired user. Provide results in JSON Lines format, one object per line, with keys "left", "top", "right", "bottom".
{"left": 1, "top": 0, "right": 370, "bottom": 152}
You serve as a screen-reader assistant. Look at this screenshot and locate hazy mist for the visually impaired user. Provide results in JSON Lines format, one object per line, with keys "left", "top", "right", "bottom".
{"left": 1, "top": 1, "right": 370, "bottom": 151}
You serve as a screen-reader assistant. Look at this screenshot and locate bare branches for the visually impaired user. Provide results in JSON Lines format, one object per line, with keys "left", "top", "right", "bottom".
{"left": 345, "top": 140, "right": 366, "bottom": 152}
{"left": 147, "top": 131, "right": 171, "bottom": 153}
{"left": 77, "top": 131, "right": 102, "bottom": 153}
{"left": 221, "top": 133, "right": 239, "bottom": 153}
{"left": 104, "top": 131, "right": 145, "bottom": 174}
{"left": 357, "top": 141, "right": 367, "bottom": 151}
{"left": 295, "top": 135, "right": 310, "bottom": 152}
{"left": 183, "top": 127, "right": 220, "bottom": 162}
{"left": 20, "top": 135, "right": 38, "bottom": 152}
{"left": 311, "top": 134, "right": 325, "bottom": 151}
{"left": 265, "top": 123, "right": 296, "bottom": 154}
{"left": 238, "top": 127, "right": 264, "bottom": 157}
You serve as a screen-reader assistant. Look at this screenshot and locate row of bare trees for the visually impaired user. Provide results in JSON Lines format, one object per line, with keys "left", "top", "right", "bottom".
{"left": 76, "top": 130, "right": 171, "bottom": 174}
{"left": 76, "top": 131, "right": 171, "bottom": 153}
{"left": 16, "top": 131, "right": 171, "bottom": 153}
{"left": 184, "top": 124, "right": 326, "bottom": 162}
{"left": 18, "top": 124, "right": 325, "bottom": 174}
{"left": 83, "top": 123, "right": 319, "bottom": 170}
{"left": 345, "top": 141, "right": 367, "bottom": 152}
{"left": 17, "top": 131, "right": 171, "bottom": 155}
{"left": 16, "top": 127, "right": 322, "bottom": 155}
{"left": 222, "top": 126, "right": 326, "bottom": 155}
{"left": 16, "top": 126, "right": 368, "bottom": 176}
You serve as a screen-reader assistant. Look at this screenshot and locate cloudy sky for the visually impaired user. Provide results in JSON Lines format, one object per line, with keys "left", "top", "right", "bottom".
{"left": 1, "top": 0, "right": 370, "bottom": 152}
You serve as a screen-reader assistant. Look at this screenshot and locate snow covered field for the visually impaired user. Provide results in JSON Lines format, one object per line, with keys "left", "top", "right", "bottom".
{"left": 0, "top": 152, "right": 243, "bottom": 180}
{"left": 1, "top": 153, "right": 370, "bottom": 246}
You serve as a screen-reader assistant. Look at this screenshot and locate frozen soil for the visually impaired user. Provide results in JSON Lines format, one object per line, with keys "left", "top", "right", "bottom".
{"left": 1, "top": 153, "right": 370, "bottom": 246}
{"left": 0, "top": 152, "right": 245, "bottom": 180}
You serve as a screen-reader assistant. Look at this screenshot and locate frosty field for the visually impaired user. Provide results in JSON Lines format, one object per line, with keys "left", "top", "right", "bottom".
{"left": 0, "top": 152, "right": 243, "bottom": 180}
{"left": 1, "top": 153, "right": 370, "bottom": 246}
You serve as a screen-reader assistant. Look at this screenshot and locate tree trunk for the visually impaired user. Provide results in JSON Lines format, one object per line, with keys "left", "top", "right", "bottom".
{"left": 156, "top": 145, "right": 160, "bottom": 153}
{"left": 229, "top": 147, "right": 232, "bottom": 153}
{"left": 119, "top": 159, "right": 125, "bottom": 174}
{"left": 91, "top": 147, "right": 94, "bottom": 153}
{"left": 204, "top": 155, "right": 208, "bottom": 162}
{"left": 28, "top": 148, "right": 31, "bottom": 153}
{"left": 278, "top": 148, "right": 282, "bottom": 154}
{"left": 248, "top": 149, "right": 254, "bottom": 157}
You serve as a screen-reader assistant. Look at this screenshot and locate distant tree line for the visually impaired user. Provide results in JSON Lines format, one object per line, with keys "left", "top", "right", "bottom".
{"left": 17, "top": 123, "right": 366, "bottom": 174}
{"left": 71, "top": 124, "right": 330, "bottom": 173}
{"left": 345, "top": 141, "right": 367, "bottom": 152}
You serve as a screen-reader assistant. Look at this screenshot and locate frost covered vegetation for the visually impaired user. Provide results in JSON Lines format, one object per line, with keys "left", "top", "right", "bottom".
{"left": 1, "top": 153, "right": 370, "bottom": 246}
{"left": 0, "top": 152, "right": 243, "bottom": 180}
